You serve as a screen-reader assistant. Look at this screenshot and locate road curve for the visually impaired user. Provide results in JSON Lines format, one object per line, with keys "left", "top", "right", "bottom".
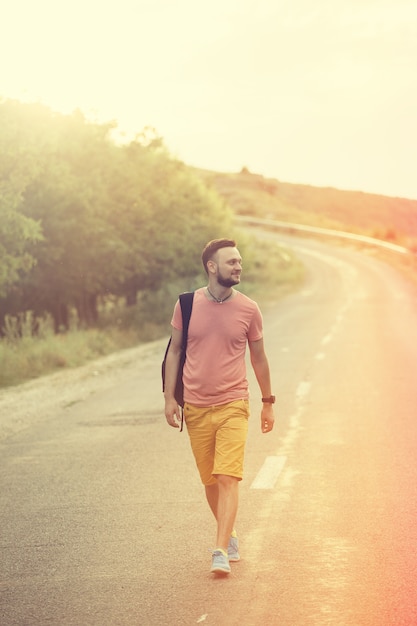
{"left": 1, "top": 232, "right": 417, "bottom": 625}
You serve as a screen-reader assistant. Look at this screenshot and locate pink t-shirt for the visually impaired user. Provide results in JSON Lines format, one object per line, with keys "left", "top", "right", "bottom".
{"left": 171, "top": 288, "right": 263, "bottom": 406}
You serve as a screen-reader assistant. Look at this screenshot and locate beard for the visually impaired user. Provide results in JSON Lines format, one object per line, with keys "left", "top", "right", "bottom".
{"left": 217, "top": 272, "right": 241, "bottom": 288}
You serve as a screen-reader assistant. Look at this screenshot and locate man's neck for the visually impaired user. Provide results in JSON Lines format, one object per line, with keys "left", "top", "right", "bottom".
{"left": 206, "top": 284, "right": 233, "bottom": 303}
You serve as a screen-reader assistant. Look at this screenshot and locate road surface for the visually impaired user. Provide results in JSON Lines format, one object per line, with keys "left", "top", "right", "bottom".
{"left": 1, "top": 233, "right": 417, "bottom": 625}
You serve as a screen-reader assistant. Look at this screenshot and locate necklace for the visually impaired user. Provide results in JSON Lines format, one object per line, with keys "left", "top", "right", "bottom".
{"left": 207, "top": 287, "right": 233, "bottom": 304}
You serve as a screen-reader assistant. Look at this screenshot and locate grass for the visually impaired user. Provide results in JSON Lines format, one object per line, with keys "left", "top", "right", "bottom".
{"left": 0, "top": 326, "right": 136, "bottom": 388}
{"left": 0, "top": 236, "right": 304, "bottom": 389}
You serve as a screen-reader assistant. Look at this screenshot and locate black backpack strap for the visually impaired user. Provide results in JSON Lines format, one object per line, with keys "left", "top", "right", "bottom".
{"left": 179, "top": 292, "right": 194, "bottom": 350}
{"left": 178, "top": 291, "right": 194, "bottom": 431}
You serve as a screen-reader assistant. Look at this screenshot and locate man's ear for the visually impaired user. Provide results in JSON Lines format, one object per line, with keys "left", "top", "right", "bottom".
{"left": 207, "top": 259, "right": 216, "bottom": 274}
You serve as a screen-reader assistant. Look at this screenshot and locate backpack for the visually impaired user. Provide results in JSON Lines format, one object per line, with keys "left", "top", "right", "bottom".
{"left": 161, "top": 292, "right": 194, "bottom": 412}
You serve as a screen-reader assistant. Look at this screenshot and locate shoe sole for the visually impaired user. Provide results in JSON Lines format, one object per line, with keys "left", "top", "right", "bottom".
{"left": 211, "top": 560, "right": 231, "bottom": 574}
{"left": 211, "top": 567, "right": 231, "bottom": 575}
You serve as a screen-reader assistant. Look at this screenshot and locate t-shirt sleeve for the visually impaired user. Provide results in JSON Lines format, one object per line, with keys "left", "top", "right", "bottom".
{"left": 171, "top": 300, "right": 182, "bottom": 330}
{"left": 247, "top": 304, "right": 263, "bottom": 341}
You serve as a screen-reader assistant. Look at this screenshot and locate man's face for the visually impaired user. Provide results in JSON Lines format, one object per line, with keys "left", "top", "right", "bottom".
{"left": 212, "top": 247, "right": 242, "bottom": 288}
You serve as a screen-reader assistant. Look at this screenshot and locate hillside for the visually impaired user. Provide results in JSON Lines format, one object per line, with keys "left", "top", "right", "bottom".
{"left": 194, "top": 168, "right": 417, "bottom": 248}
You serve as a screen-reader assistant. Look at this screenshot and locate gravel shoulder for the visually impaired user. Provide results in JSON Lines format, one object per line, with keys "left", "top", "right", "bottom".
{"left": 0, "top": 338, "right": 166, "bottom": 443}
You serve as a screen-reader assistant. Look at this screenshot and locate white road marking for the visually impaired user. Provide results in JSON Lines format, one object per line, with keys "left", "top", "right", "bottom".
{"left": 296, "top": 380, "right": 311, "bottom": 400}
{"left": 277, "top": 408, "right": 302, "bottom": 457}
{"left": 321, "top": 333, "right": 333, "bottom": 346}
{"left": 250, "top": 455, "right": 287, "bottom": 489}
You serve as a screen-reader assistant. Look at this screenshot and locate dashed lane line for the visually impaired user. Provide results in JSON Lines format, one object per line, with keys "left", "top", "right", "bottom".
{"left": 250, "top": 455, "right": 288, "bottom": 490}
{"left": 296, "top": 380, "right": 311, "bottom": 401}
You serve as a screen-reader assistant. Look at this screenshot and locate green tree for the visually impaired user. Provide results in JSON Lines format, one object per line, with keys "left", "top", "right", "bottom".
{"left": 21, "top": 110, "right": 120, "bottom": 329}
{"left": 1, "top": 101, "right": 234, "bottom": 332}
{"left": 106, "top": 137, "right": 233, "bottom": 303}
{"left": 0, "top": 100, "right": 46, "bottom": 299}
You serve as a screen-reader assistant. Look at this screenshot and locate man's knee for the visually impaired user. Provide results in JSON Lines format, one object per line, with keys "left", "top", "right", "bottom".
{"left": 216, "top": 474, "right": 239, "bottom": 489}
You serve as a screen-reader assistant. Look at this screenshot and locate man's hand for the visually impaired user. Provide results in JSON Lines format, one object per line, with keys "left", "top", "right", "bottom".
{"left": 261, "top": 404, "right": 275, "bottom": 433}
{"left": 165, "top": 397, "right": 181, "bottom": 428}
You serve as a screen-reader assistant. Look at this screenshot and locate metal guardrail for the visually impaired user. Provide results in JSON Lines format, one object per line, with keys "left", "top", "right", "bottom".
{"left": 236, "top": 215, "right": 410, "bottom": 256}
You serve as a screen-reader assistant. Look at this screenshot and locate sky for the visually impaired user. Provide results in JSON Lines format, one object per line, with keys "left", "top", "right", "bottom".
{"left": 1, "top": 0, "right": 417, "bottom": 199}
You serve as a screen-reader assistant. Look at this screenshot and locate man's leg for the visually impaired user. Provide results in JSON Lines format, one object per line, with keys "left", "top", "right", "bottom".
{"left": 206, "top": 475, "right": 239, "bottom": 551}
{"left": 206, "top": 476, "right": 239, "bottom": 573}
{"left": 205, "top": 482, "right": 219, "bottom": 519}
{"left": 215, "top": 475, "right": 239, "bottom": 551}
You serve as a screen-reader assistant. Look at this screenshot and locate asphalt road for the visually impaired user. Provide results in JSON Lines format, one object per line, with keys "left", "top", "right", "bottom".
{"left": 1, "top": 233, "right": 417, "bottom": 626}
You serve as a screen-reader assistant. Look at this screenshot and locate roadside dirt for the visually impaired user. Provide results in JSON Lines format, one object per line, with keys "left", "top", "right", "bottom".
{"left": 0, "top": 338, "right": 165, "bottom": 443}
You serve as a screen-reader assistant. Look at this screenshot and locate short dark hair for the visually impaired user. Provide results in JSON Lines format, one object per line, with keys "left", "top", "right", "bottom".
{"left": 201, "top": 238, "right": 237, "bottom": 274}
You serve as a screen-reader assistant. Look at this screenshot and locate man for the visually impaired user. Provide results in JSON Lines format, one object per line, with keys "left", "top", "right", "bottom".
{"left": 164, "top": 238, "right": 275, "bottom": 575}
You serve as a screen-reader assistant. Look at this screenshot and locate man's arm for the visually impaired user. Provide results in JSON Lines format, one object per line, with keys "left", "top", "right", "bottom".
{"left": 248, "top": 338, "right": 275, "bottom": 433}
{"left": 164, "top": 327, "right": 183, "bottom": 428}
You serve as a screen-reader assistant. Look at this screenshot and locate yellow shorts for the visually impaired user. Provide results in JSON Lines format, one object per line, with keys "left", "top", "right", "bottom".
{"left": 183, "top": 399, "right": 250, "bottom": 486}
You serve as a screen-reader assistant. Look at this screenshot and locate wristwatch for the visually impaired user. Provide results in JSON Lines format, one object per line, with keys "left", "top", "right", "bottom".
{"left": 261, "top": 395, "right": 276, "bottom": 404}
